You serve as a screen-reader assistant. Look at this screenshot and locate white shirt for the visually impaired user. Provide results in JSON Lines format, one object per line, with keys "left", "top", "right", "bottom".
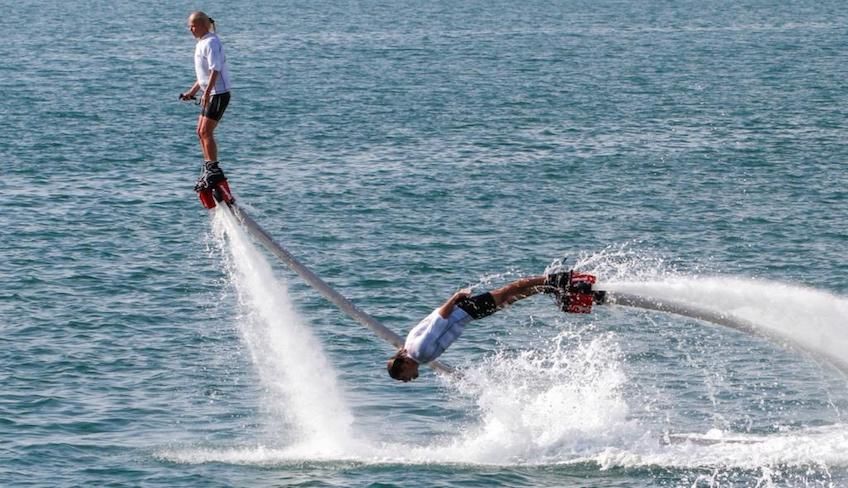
{"left": 194, "top": 33, "right": 231, "bottom": 95}
{"left": 404, "top": 306, "right": 473, "bottom": 363}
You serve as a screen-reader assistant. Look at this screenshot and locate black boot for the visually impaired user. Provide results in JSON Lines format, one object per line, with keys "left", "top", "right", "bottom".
{"left": 544, "top": 270, "right": 572, "bottom": 293}
{"left": 204, "top": 161, "right": 227, "bottom": 186}
{"left": 194, "top": 161, "right": 227, "bottom": 192}
{"left": 544, "top": 270, "right": 573, "bottom": 312}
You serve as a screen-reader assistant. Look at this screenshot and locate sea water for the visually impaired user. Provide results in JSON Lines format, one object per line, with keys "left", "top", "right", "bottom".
{"left": 3, "top": 0, "right": 847, "bottom": 486}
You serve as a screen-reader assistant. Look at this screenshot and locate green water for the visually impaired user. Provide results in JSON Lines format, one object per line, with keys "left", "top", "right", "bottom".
{"left": 3, "top": 0, "right": 847, "bottom": 486}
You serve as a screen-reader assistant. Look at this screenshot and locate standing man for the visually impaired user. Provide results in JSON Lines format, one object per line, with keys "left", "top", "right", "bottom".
{"left": 180, "top": 11, "right": 233, "bottom": 194}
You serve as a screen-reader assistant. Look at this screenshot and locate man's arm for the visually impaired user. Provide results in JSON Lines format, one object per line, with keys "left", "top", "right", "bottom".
{"left": 201, "top": 70, "right": 219, "bottom": 107}
{"left": 182, "top": 81, "right": 201, "bottom": 100}
{"left": 436, "top": 288, "right": 472, "bottom": 319}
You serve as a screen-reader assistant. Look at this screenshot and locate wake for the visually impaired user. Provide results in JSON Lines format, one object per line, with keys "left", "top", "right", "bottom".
{"left": 159, "top": 219, "right": 848, "bottom": 475}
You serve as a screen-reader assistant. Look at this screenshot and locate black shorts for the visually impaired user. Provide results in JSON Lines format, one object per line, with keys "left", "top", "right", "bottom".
{"left": 201, "top": 92, "right": 230, "bottom": 121}
{"left": 456, "top": 292, "right": 498, "bottom": 320}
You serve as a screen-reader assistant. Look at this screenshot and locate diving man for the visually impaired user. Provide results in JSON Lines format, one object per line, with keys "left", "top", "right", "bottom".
{"left": 387, "top": 270, "right": 602, "bottom": 382}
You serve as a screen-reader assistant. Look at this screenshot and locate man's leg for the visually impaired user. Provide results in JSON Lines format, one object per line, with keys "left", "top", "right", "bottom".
{"left": 196, "top": 115, "right": 219, "bottom": 161}
{"left": 455, "top": 275, "right": 549, "bottom": 320}
{"left": 488, "top": 275, "right": 548, "bottom": 308}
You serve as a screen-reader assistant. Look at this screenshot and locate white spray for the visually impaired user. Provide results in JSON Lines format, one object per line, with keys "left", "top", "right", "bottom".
{"left": 212, "top": 206, "right": 356, "bottom": 454}
{"left": 604, "top": 277, "right": 848, "bottom": 374}
{"left": 162, "top": 239, "right": 848, "bottom": 472}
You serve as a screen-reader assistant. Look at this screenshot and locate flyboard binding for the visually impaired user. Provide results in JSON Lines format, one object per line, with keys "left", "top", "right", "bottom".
{"left": 558, "top": 271, "right": 607, "bottom": 314}
{"left": 197, "top": 178, "right": 235, "bottom": 208}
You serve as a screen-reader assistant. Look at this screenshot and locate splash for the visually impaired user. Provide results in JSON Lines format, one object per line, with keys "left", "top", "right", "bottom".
{"left": 159, "top": 239, "right": 848, "bottom": 477}
{"left": 553, "top": 242, "right": 686, "bottom": 282}
{"left": 423, "top": 328, "right": 639, "bottom": 465}
{"left": 161, "top": 325, "right": 640, "bottom": 467}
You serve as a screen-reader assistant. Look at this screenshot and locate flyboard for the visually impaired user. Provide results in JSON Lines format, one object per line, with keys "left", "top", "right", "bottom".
{"left": 197, "top": 185, "right": 456, "bottom": 376}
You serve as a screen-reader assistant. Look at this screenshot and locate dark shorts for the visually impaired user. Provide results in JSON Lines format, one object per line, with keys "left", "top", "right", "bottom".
{"left": 456, "top": 292, "right": 498, "bottom": 320}
{"left": 201, "top": 92, "right": 230, "bottom": 121}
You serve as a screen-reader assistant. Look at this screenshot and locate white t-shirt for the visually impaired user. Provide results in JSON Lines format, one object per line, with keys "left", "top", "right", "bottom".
{"left": 194, "top": 33, "right": 231, "bottom": 95}
{"left": 404, "top": 306, "right": 473, "bottom": 364}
